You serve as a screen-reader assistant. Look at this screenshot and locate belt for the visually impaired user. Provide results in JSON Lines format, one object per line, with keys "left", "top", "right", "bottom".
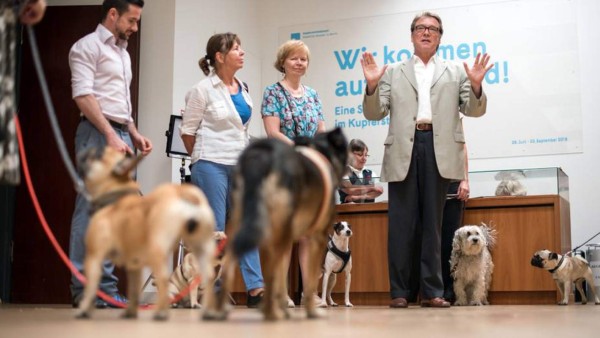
{"left": 416, "top": 123, "right": 433, "bottom": 131}
{"left": 81, "top": 116, "right": 128, "bottom": 131}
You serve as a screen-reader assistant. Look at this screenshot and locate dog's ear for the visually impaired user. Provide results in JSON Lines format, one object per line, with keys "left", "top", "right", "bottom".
{"left": 549, "top": 252, "right": 559, "bottom": 261}
{"left": 452, "top": 229, "right": 462, "bottom": 253}
{"left": 112, "top": 153, "right": 145, "bottom": 180}
{"left": 333, "top": 222, "right": 342, "bottom": 233}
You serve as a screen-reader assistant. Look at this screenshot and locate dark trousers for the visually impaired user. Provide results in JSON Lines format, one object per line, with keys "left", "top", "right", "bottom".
{"left": 441, "top": 181, "right": 465, "bottom": 301}
{"left": 387, "top": 130, "right": 449, "bottom": 299}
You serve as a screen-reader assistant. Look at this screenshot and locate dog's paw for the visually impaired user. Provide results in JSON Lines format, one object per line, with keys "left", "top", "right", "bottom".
{"left": 202, "top": 309, "right": 228, "bottom": 321}
{"left": 306, "top": 307, "right": 326, "bottom": 319}
{"left": 121, "top": 311, "right": 138, "bottom": 319}
{"left": 469, "top": 301, "right": 483, "bottom": 306}
{"left": 345, "top": 302, "right": 353, "bottom": 307}
{"left": 453, "top": 300, "right": 467, "bottom": 306}
{"left": 317, "top": 301, "right": 328, "bottom": 308}
{"left": 191, "top": 303, "right": 202, "bottom": 309}
{"left": 263, "top": 307, "right": 287, "bottom": 321}
{"left": 595, "top": 301, "right": 600, "bottom": 305}
{"left": 557, "top": 301, "right": 568, "bottom": 306}
{"left": 153, "top": 310, "right": 169, "bottom": 321}
{"left": 75, "top": 310, "right": 90, "bottom": 319}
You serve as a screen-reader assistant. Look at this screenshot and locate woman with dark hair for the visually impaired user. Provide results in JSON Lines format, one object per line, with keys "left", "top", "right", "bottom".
{"left": 180, "top": 32, "right": 264, "bottom": 307}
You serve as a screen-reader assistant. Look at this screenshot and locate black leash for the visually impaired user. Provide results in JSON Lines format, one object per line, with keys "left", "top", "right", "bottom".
{"left": 570, "top": 231, "right": 600, "bottom": 256}
{"left": 26, "top": 26, "right": 89, "bottom": 200}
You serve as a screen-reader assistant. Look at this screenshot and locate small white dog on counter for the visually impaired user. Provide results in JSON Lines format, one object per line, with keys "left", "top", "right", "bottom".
{"left": 167, "top": 231, "right": 227, "bottom": 309}
{"left": 319, "top": 221, "right": 353, "bottom": 308}
{"left": 450, "top": 223, "right": 497, "bottom": 306}
{"left": 531, "top": 249, "right": 600, "bottom": 305}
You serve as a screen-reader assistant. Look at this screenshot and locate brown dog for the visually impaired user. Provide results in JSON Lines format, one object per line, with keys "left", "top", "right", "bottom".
{"left": 75, "top": 147, "right": 216, "bottom": 320}
{"left": 202, "top": 128, "right": 348, "bottom": 321}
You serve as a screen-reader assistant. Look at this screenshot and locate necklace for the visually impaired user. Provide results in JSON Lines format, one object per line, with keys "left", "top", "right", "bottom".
{"left": 281, "top": 79, "right": 304, "bottom": 98}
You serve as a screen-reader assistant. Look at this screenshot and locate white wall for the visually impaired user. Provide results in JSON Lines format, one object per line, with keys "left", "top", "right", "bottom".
{"left": 170, "top": 0, "right": 262, "bottom": 181}
{"left": 48, "top": 0, "right": 600, "bottom": 248}
{"left": 255, "top": 0, "right": 599, "bottom": 248}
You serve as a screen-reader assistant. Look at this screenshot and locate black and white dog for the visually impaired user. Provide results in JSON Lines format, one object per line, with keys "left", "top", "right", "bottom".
{"left": 319, "top": 221, "right": 353, "bottom": 307}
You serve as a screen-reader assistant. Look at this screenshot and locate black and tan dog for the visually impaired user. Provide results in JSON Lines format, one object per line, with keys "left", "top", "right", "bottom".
{"left": 203, "top": 128, "right": 348, "bottom": 321}
{"left": 75, "top": 147, "right": 217, "bottom": 320}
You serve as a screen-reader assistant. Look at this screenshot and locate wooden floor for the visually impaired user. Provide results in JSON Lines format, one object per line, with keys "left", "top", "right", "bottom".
{"left": 1, "top": 304, "right": 599, "bottom": 337}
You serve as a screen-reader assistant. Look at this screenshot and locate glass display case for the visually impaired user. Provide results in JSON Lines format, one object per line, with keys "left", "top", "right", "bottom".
{"left": 468, "top": 167, "right": 568, "bottom": 201}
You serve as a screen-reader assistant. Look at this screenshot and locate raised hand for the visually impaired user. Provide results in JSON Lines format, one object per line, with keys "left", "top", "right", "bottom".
{"left": 463, "top": 53, "right": 493, "bottom": 96}
{"left": 360, "top": 52, "right": 388, "bottom": 94}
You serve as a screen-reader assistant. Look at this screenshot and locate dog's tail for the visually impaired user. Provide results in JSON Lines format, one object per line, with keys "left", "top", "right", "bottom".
{"left": 232, "top": 140, "right": 289, "bottom": 257}
{"left": 480, "top": 222, "right": 498, "bottom": 250}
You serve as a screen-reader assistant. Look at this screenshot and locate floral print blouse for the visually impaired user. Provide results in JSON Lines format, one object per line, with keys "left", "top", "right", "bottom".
{"left": 261, "top": 82, "right": 324, "bottom": 139}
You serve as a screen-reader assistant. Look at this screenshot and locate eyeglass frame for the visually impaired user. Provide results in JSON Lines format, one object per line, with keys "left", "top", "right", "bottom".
{"left": 352, "top": 151, "right": 370, "bottom": 159}
{"left": 413, "top": 24, "right": 441, "bottom": 35}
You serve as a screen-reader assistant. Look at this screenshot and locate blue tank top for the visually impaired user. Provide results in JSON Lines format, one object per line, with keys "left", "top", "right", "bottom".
{"left": 231, "top": 85, "right": 251, "bottom": 124}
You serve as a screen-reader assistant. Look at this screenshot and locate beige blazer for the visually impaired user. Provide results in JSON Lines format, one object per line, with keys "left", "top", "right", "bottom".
{"left": 363, "top": 57, "right": 487, "bottom": 182}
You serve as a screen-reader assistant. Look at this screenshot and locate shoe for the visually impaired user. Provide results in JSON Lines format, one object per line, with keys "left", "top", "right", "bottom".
{"left": 247, "top": 291, "right": 264, "bottom": 308}
{"left": 287, "top": 295, "right": 295, "bottom": 308}
{"left": 106, "top": 293, "right": 128, "bottom": 308}
{"left": 443, "top": 289, "right": 456, "bottom": 304}
{"left": 72, "top": 295, "right": 108, "bottom": 309}
{"left": 389, "top": 297, "right": 408, "bottom": 308}
{"left": 421, "top": 297, "right": 450, "bottom": 308}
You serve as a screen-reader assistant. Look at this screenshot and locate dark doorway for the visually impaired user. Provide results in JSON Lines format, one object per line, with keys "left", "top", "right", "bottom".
{"left": 9, "top": 5, "right": 140, "bottom": 304}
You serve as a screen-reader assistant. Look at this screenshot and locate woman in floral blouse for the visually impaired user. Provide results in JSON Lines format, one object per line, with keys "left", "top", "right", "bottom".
{"left": 260, "top": 39, "right": 326, "bottom": 308}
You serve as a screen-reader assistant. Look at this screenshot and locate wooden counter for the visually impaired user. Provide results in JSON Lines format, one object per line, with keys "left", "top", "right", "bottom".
{"left": 330, "top": 195, "right": 570, "bottom": 305}
{"left": 229, "top": 195, "right": 570, "bottom": 306}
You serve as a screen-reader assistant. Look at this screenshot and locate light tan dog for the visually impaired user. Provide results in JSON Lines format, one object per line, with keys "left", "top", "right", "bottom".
{"left": 75, "top": 147, "right": 216, "bottom": 320}
{"left": 203, "top": 129, "right": 348, "bottom": 321}
{"left": 531, "top": 250, "right": 600, "bottom": 305}
{"left": 168, "top": 232, "right": 227, "bottom": 309}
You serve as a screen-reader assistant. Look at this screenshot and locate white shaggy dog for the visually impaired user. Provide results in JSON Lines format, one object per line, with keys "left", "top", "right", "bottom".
{"left": 450, "top": 223, "right": 497, "bottom": 306}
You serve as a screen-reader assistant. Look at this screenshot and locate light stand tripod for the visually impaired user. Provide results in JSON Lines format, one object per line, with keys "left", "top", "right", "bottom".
{"left": 141, "top": 115, "right": 191, "bottom": 293}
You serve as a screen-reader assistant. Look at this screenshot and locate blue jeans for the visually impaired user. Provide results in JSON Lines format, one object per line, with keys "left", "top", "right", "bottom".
{"left": 69, "top": 120, "right": 133, "bottom": 300}
{"left": 190, "top": 160, "right": 264, "bottom": 291}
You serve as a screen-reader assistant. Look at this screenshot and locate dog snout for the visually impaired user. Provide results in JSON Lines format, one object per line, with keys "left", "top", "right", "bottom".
{"left": 472, "top": 237, "right": 479, "bottom": 244}
{"left": 346, "top": 229, "right": 352, "bottom": 236}
{"left": 530, "top": 255, "right": 544, "bottom": 268}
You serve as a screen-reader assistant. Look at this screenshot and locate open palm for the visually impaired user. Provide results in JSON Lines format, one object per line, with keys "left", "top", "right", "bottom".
{"left": 463, "top": 53, "right": 493, "bottom": 86}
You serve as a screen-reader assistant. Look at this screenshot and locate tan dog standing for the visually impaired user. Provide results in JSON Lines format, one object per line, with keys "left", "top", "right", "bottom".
{"left": 531, "top": 250, "right": 600, "bottom": 305}
{"left": 75, "top": 147, "right": 217, "bottom": 320}
{"left": 168, "top": 232, "right": 227, "bottom": 309}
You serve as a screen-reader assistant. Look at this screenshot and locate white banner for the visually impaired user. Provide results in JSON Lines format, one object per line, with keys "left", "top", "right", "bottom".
{"left": 278, "top": 0, "right": 581, "bottom": 163}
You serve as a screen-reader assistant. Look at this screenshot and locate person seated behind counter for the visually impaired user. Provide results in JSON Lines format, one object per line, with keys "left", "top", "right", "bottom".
{"left": 339, "top": 139, "right": 384, "bottom": 203}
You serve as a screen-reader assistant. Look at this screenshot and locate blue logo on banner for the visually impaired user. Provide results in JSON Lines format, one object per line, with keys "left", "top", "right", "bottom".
{"left": 291, "top": 32, "right": 301, "bottom": 40}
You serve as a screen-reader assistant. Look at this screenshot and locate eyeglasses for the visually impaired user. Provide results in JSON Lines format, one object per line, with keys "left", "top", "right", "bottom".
{"left": 353, "top": 152, "right": 370, "bottom": 158}
{"left": 414, "top": 25, "right": 441, "bottom": 35}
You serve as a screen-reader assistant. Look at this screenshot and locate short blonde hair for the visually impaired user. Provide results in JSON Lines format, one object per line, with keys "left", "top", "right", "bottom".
{"left": 273, "top": 40, "right": 310, "bottom": 73}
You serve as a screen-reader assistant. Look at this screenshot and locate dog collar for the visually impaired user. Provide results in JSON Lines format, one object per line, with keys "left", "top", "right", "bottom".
{"left": 548, "top": 254, "right": 566, "bottom": 274}
{"left": 327, "top": 237, "right": 351, "bottom": 273}
{"left": 89, "top": 188, "right": 141, "bottom": 215}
